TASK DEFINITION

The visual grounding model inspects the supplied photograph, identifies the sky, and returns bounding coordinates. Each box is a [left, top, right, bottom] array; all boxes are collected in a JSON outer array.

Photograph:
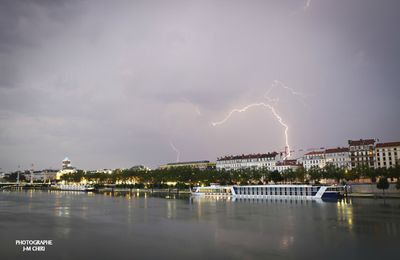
[[0, 0, 399, 171]]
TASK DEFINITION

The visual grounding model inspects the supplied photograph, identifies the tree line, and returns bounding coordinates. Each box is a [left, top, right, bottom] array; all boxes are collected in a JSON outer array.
[[56, 163, 400, 188]]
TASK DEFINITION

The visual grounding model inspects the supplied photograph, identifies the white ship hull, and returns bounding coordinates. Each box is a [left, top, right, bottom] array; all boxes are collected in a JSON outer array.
[[52, 184, 95, 192], [191, 184, 344, 200]]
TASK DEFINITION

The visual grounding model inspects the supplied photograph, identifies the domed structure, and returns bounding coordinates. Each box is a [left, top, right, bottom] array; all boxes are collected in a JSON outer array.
[[56, 157, 77, 181], [62, 157, 72, 170]]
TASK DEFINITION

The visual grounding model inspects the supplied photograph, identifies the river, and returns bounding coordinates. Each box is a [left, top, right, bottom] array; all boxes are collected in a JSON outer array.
[[0, 190, 399, 259]]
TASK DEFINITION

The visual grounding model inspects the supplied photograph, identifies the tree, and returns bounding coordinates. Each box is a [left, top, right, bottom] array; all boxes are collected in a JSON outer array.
[[344, 168, 360, 181], [377, 177, 389, 196], [294, 167, 306, 183], [323, 163, 345, 183], [363, 166, 378, 183], [259, 167, 270, 184], [308, 166, 322, 183], [282, 169, 296, 183], [3, 171, 26, 182], [388, 164, 400, 181], [270, 170, 283, 183]]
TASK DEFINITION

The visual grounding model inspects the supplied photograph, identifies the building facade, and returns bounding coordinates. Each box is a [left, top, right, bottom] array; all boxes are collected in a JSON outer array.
[[274, 160, 302, 172], [159, 160, 216, 170], [375, 141, 400, 169], [216, 152, 280, 171], [29, 170, 58, 182], [348, 139, 376, 169], [302, 151, 326, 171], [56, 157, 77, 180], [325, 147, 350, 169]]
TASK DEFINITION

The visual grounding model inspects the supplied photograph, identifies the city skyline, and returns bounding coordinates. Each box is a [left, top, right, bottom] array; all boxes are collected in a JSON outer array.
[[1, 0, 400, 171]]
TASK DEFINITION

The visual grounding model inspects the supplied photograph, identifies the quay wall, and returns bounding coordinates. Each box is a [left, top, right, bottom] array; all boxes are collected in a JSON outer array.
[[348, 183, 400, 195]]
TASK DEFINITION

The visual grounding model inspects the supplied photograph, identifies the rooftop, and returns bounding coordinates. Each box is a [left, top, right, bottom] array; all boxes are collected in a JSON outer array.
[[304, 151, 324, 156], [217, 152, 278, 161], [325, 147, 349, 154], [376, 141, 400, 148], [166, 160, 210, 166], [348, 139, 375, 146], [276, 160, 300, 166]]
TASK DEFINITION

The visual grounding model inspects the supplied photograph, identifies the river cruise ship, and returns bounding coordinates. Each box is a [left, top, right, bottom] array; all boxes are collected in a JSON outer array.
[[52, 184, 95, 192], [191, 184, 344, 199]]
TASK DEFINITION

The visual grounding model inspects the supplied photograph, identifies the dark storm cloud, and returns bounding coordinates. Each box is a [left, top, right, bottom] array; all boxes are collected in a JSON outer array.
[[0, 0, 399, 171]]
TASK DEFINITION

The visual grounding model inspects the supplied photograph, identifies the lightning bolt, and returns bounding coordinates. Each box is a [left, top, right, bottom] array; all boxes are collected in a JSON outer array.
[[211, 102, 291, 159], [169, 141, 180, 162], [211, 80, 307, 159], [304, 0, 312, 10], [181, 98, 202, 116], [289, 0, 313, 16], [265, 80, 308, 99], [265, 80, 309, 108]]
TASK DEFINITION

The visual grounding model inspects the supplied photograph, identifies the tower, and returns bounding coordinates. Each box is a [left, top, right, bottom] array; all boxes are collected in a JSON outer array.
[[62, 157, 72, 170]]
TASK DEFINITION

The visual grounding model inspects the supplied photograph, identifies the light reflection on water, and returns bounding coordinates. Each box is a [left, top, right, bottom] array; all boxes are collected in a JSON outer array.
[[337, 199, 353, 232], [0, 190, 400, 259]]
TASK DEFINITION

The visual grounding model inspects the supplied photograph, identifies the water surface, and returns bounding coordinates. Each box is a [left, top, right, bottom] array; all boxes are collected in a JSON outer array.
[[0, 190, 399, 259]]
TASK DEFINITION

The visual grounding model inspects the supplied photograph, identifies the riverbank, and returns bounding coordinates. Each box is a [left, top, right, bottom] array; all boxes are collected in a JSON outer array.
[[2, 183, 400, 199], [348, 193, 400, 199]]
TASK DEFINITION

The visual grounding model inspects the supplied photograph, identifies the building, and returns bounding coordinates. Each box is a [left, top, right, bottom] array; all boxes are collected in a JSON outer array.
[[62, 157, 73, 169], [274, 160, 302, 172], [56, 157, 77, 180], [159, 160, 216, 170], [325, 147, 351, 169], [302, 151, 326, 171], [130, 165, 151, 171], [348, 139, 376, 169], [216, 152, 280, 171], [29, 170, 58, 182], [87, 169, 113, 174], [375, 141, 400, 169]]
